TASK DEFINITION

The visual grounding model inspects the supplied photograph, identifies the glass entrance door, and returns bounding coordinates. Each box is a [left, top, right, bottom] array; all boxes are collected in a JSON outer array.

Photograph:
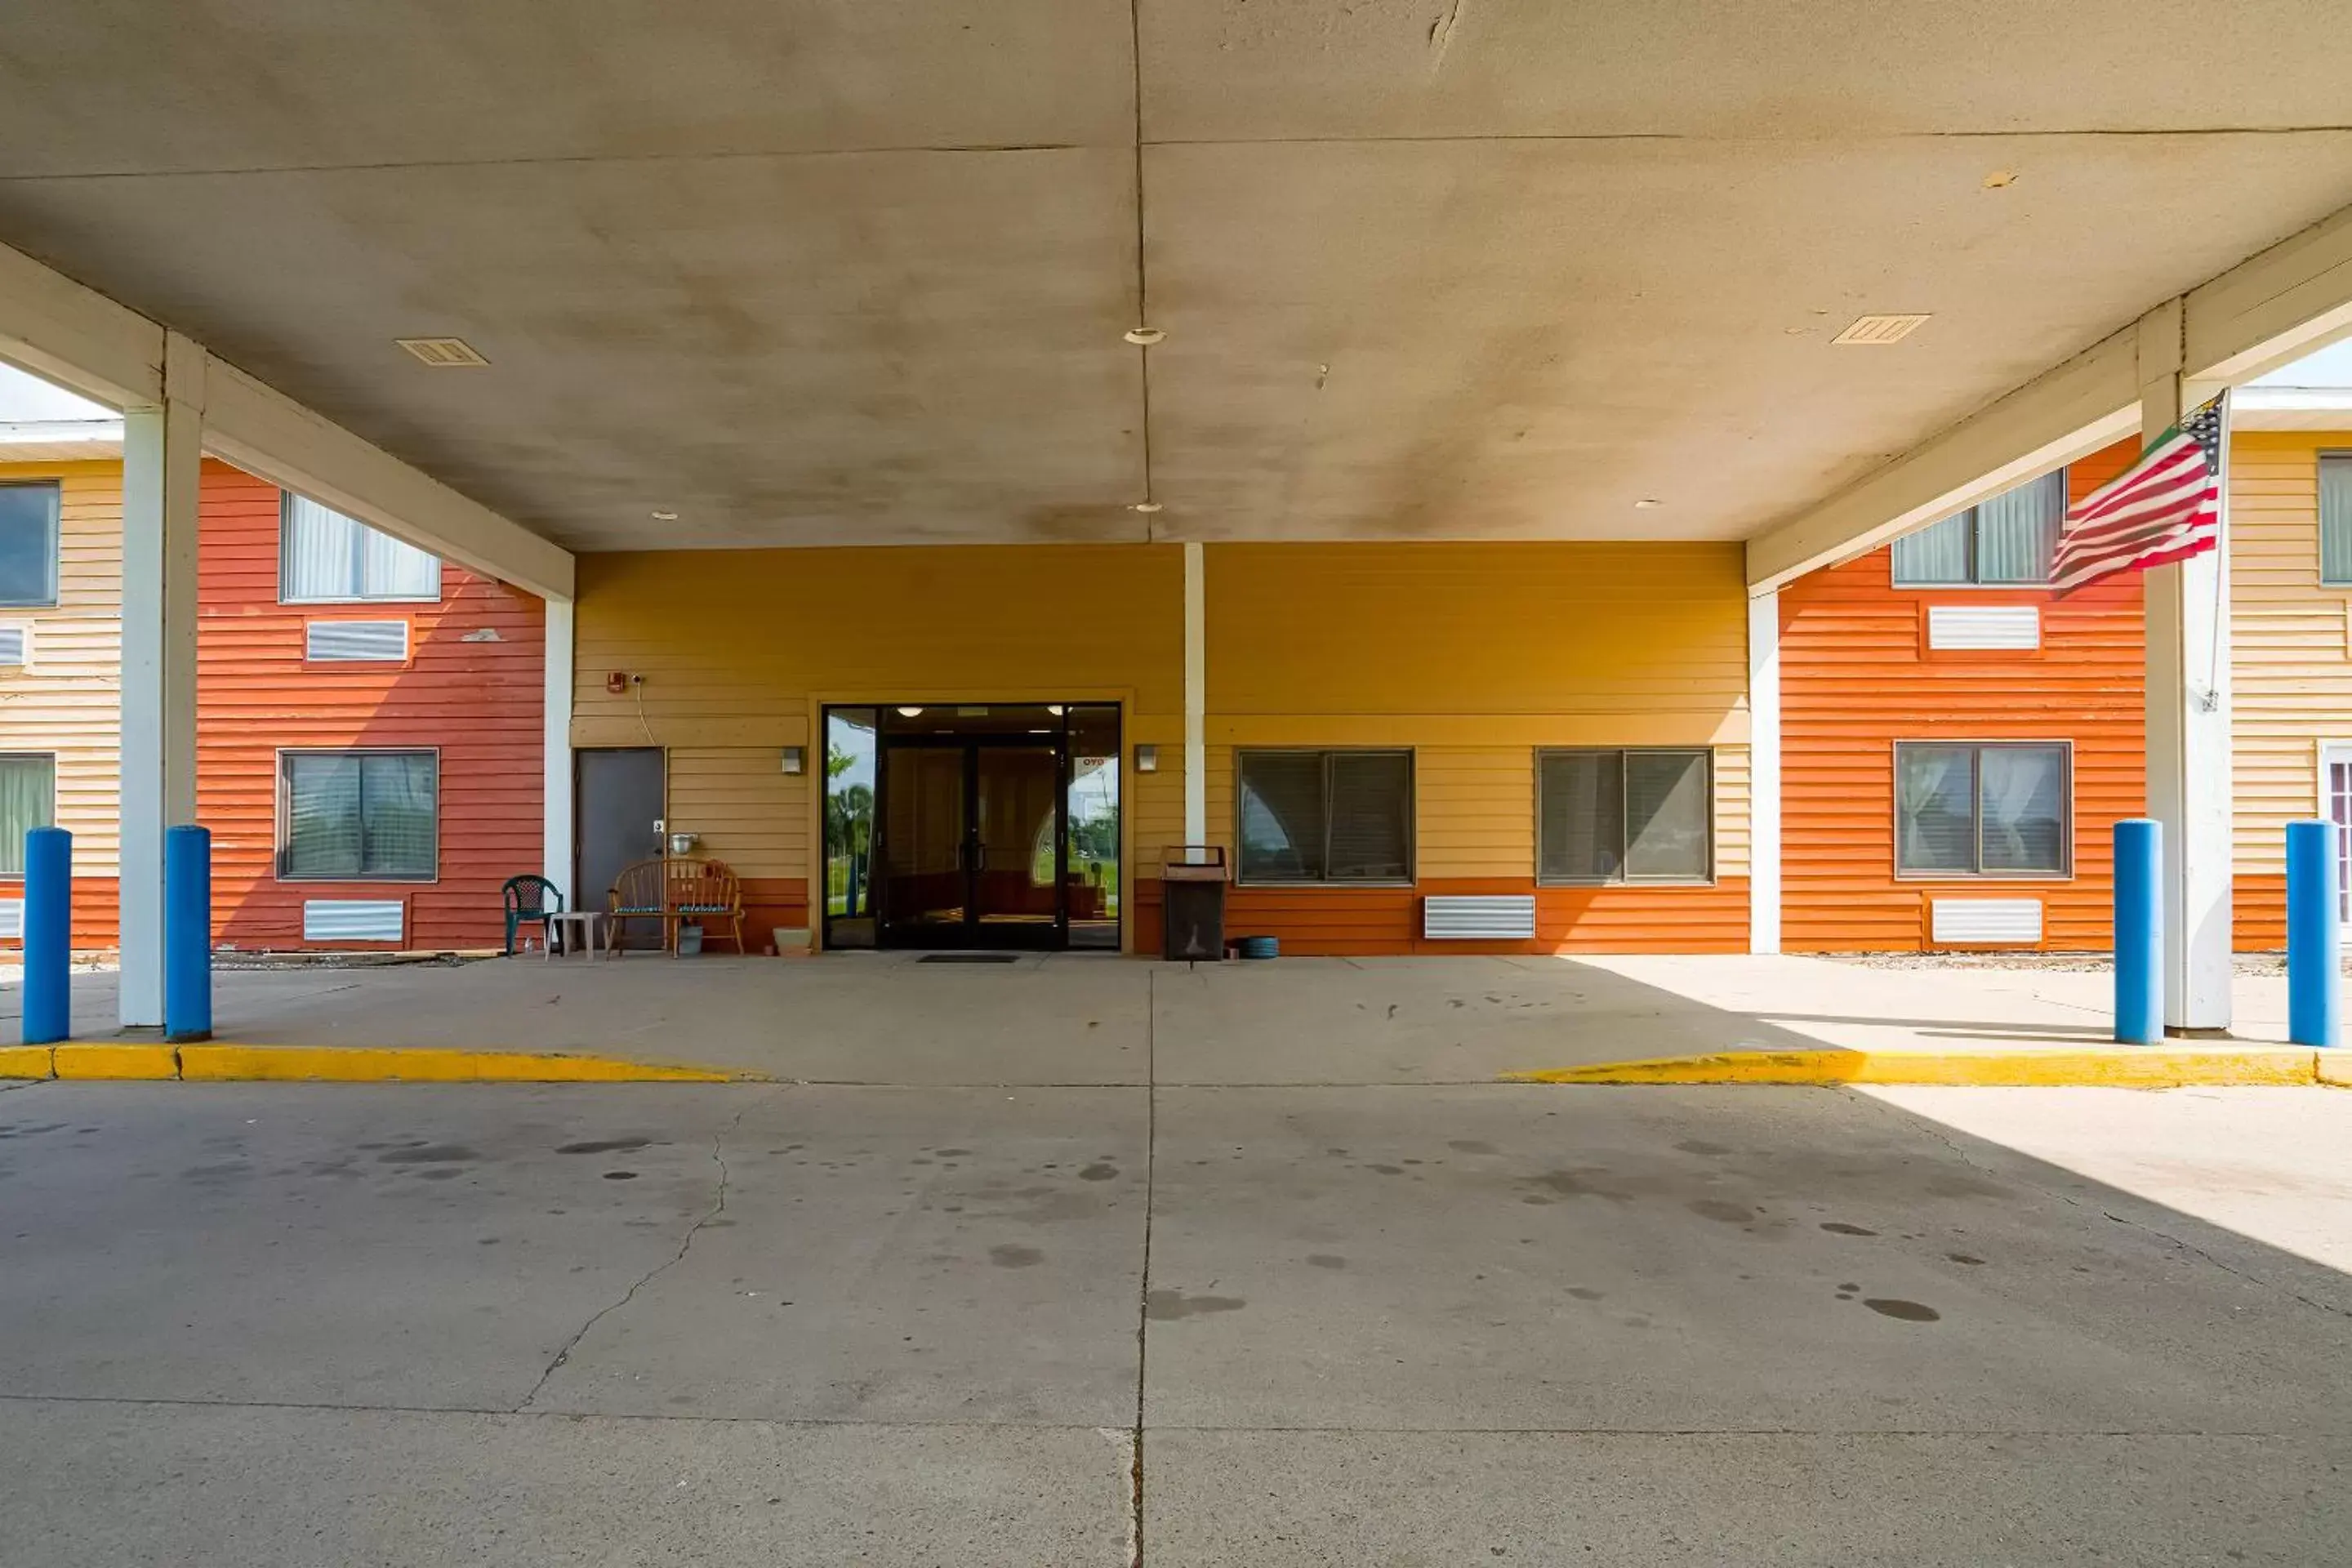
[[842, 703, 1119, 952]]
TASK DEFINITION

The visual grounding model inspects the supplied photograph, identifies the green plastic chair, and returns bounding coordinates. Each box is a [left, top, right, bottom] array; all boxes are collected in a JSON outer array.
[[502, 875, 564, 956]]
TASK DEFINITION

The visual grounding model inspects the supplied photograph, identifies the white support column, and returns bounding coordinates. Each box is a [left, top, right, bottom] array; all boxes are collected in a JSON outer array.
[[542, 596, 576, 893], [1747, 589, 1783, 956], [118, 333, 204, 1029], [2139, 301, 2234, 1032], [1183, 541, 1206, 846]]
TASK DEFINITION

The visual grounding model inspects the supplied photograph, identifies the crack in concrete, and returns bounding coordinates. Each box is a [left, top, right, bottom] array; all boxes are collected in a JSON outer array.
[[1848, 1089, 2352, 1325], [1126, 966, 1157, 1566], [513, 1098, 756, 1413]]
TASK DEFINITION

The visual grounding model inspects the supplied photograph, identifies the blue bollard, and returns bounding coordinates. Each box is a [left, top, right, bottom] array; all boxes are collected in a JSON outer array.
[[21, 826, 72, 1045], [2287, 819, 2341, 1049], [163, 824, 212, 1044], [2114, 818, 2163, 1045]]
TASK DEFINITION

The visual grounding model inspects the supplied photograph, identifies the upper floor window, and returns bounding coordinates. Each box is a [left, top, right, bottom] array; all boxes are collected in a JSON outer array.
[[280, 493, 441, 604], [2320, 453, 2352, 586], [0, 482, 60, 608], [1237, 749, 1414, 884], [1891, 470, 2068, 586]]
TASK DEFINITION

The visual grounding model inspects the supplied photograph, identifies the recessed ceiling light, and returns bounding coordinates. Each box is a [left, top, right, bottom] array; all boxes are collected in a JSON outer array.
[[1132, 501, 1163, 514], [1124, 327, 1165, 346], [896, 706, 924, 718], [1982, 170, 2018, 189], [1831, 314, 1932, 346], [650, 509, 679, 522], [1633, 498, 1662, 509], [394, 336, 488, 368]]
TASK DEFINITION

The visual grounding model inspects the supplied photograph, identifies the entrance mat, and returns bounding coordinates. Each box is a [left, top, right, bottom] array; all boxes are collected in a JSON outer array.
[[917, 953, 1022, 964]]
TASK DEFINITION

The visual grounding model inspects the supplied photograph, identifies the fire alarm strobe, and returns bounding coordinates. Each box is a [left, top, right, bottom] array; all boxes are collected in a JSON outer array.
[[606, 671, 628, 693]]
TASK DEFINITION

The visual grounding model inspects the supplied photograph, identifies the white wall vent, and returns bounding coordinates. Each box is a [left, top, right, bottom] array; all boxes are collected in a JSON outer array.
[[1423, 894, 1537, 941], [0, 898, 21, 940], [0, 626, 25, 666], [1930, 898, 2042, 946], [302, 899, 405, 943], [1928, 604, 2040, 651], [306, 619, 410, 662]]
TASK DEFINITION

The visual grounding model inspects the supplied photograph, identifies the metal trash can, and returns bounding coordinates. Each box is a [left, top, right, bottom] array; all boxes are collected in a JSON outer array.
[[1160, 845, 1229, 961]]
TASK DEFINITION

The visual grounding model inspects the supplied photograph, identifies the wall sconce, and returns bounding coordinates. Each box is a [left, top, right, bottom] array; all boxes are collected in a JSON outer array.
[[1135, 744, 1160, 773], [781, 746, 805, 775]]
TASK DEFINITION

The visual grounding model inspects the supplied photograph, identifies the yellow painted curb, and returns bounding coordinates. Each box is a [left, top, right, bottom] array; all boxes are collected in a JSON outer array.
[[177, 1045, 743, 1084], [0, 1045, 54, 1080], [1506, 1045, 2321, 1089], [54, 1043, 180, 1080], [2319, 1054, 2352, 1088]]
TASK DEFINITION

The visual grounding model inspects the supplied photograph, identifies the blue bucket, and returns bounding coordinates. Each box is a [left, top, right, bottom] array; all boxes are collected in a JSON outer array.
[[1234, 935, 1279, 960]]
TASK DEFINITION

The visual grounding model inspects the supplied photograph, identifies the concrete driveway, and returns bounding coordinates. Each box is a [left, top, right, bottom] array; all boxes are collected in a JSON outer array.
[[0, 1072, 2345, 1565]]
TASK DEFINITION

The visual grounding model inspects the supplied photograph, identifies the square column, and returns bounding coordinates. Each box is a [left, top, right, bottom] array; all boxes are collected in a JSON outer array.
[[1183, 541, 1205, 845], [2138, 301, 2234, 1032], [118, 335, 204, 1028], [1747, 588, 1783, 955], [543, 595, 576, 892]]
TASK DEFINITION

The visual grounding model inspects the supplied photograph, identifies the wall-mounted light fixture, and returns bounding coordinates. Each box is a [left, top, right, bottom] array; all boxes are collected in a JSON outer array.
[[781, 746, 804, 775], [1136, 744, 1160, 773]]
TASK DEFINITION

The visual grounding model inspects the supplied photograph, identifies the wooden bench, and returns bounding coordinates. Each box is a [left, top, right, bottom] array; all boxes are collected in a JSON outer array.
[[606, 857, 746, 956]]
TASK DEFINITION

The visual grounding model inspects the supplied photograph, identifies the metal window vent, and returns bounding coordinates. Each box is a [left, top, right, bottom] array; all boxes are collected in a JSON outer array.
[[1930, 898, 2042, 946], [1423, 894, 1537, 941], [0, 898, 21, 941], [1832, 313, 1932, 346], [394, 336, 489, 368], [0, 626, 24, 666], [302, 899, 405, 943], [306, 619, 409, 662], [1928, 604, 2040, 651]]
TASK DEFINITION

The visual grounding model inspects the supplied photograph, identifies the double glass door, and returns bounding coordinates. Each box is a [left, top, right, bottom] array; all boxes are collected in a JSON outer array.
[[881, 737, 1063, 948]]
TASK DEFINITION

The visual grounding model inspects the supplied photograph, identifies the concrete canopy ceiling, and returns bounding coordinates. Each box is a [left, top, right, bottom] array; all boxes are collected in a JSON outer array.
[[0, 2, 2349, 553]]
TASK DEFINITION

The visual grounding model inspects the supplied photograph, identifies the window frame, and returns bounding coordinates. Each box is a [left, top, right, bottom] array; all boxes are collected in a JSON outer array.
[[1888, 467, 2069, 590], [2319, 450, 2352, 588], [1535, 746, 1717, 887], [0, 480, 62, 609], [278, 492, 443, 606], [1234, 747, 1415, 887], [1891, 739, 2074, 880], [274, 746, 443, 884], [0, 751, 57, 879]]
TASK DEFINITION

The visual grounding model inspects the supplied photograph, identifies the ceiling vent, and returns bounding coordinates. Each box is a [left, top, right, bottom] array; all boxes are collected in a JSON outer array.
[[394, 336, 489, 368], [1832, 314, 1932, 346]]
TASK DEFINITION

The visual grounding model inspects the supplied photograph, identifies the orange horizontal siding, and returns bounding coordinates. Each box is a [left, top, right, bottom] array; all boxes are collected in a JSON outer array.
[[2236, 873, 2286, 951], [1781, 440, 2145, 952], [1136, 876, 1748, 957], [0, 874, 118, 953], [195, 461, 544, 951]]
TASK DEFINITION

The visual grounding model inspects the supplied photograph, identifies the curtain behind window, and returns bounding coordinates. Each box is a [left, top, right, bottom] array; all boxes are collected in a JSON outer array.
[[0, 755, 55, 877], [1891, 513, 1969, 585], [1975, 470, 2065, 583], [361, 525, 441, 599], [1325, 752, 1410, 880], [1896, 746, 1975, 873], [1978, 746, 2065, 872], [1625, 751, 1710, 878], [1539, 751, 1622, 880], [361, 753, 438, 876], [1239, 754, 1325, 880], [2323, 456, 2352, 585], [283, 496, 361, 601]]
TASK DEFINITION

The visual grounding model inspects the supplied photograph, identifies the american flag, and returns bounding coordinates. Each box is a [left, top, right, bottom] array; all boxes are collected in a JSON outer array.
[[2049, 393, 2225, 595]]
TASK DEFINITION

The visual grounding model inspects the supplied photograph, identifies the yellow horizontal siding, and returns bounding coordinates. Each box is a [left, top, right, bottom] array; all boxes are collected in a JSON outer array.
[[666, 747, 809, 880], [2229, 431, 2352, 878], [0, 463, 122, 873]]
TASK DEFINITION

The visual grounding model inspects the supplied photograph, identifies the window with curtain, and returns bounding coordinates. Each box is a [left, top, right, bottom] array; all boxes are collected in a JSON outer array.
[[1538, 749, 1713, 883], [0, 754, 56, 877], [1895, 742, 2068, 876], [2321, 454, 2352, 586], [280, 494, 443, 603], [1236, 750, 1412, 884], [0, 482, 60, 608], [280, 751, 438, 880], [1891, 469, 2068, 586]]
